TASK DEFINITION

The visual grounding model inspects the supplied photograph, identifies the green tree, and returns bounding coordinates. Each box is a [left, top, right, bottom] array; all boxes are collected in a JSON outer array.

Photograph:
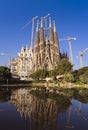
[[79, 70, 88, 84], [29, 71, 39, 80], [49, 69, 57, 77], [30, 69, 48, 80], [73, 67, 88, 82], [56, 58, 73, 75], [39, 69, 49, 79], [0, 66, 12, 83], [64, 73, 74, 82]]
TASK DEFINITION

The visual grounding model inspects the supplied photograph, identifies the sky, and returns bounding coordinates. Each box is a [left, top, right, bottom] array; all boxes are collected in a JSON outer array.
[[0, 0, 88, 69]]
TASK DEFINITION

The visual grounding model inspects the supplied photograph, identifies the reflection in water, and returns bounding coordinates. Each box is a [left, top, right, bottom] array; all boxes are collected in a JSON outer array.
[[0, 87, 11, 102], [0, 87, 88, 130], [76, 102, 87, 120], [66, 106, 75, 129], [9, 88, 71, 130]]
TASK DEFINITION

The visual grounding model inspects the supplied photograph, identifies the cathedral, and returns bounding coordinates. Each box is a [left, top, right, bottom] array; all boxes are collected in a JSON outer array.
[[10, 16, 61, 79], [33, 17, 60, 71]]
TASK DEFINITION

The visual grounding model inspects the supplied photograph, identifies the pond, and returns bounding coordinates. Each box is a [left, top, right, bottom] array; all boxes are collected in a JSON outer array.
[[0, 86, 88, 130]]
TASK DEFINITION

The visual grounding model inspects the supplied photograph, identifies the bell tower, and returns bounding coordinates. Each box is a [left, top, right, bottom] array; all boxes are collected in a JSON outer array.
[[33, 15, 61, 71]]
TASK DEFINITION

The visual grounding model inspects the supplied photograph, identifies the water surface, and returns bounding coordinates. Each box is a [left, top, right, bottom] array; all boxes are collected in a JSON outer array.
[[0, 87, 88, 130]]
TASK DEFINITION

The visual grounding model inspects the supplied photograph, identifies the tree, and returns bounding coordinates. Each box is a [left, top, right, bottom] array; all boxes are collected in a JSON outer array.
[[56, 58, 73, 75], [39, 69, 49, 79], [29, 71, 39, 80], [73, 67, 88, 82], [49, 69, 57, 77], [29, 69, 48, 80], [60, 51, 68, 59], [64, 73, 74, 82], [78, 67, 88, 76], [0, 66, 12, 83], [79, 70, 88, 84]]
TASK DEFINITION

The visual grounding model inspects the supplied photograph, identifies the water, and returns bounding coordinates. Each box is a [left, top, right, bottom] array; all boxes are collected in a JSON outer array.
[[0, 87, 88, 130]]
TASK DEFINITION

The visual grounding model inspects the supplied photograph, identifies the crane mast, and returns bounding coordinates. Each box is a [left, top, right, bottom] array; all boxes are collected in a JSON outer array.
[[78, 48, 88, 68], [20, 16, 38, 49], [0, 52, 17, 69], [30, 16, 38, 49], [0, 53, 16, 56], [59, 37, 76, 64], [20, 14, 50, 48]]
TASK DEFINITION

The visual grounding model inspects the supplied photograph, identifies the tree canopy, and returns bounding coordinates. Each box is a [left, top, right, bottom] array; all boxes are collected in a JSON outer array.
[[0, 66, 12, 83], [73, 67, 88, 82], [30, 69, 48, 80], [56, 58, 73, 75]]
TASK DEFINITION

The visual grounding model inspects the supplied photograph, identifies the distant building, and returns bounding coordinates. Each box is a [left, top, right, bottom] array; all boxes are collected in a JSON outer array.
[[10, 58, 18, 75]]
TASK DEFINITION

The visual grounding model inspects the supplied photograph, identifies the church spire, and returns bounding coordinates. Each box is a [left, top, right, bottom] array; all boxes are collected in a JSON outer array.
[[41, 17, 43, 28], [49, 17, 52, 28], [34, 20, 39, 46], [40, 17, 44, 42], [36, 20, 39, 32], [53, 21, 56, 32], [49, 17, 54, 43]]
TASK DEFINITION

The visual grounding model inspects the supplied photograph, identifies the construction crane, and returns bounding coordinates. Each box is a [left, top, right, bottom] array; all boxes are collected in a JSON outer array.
[[38, 13, 50, 29], [43, 13, 50, 28], [20, 16, 38, 49], [40, 13, 50, 40], [0, 53, 17, 66], [20, 14, 50, 48], [59, 37, 76, 64], [78, 48, 88, 68], [0, 53, 17, 56], [76, 102, 87, 120]]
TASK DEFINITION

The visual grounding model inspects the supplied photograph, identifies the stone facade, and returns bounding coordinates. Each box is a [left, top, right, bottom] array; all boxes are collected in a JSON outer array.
[[10, 58, 18, 75], [33, 17, 60, 71], [10, 17, 61, 79], [17, 46, 33, 80], [10, 45, 33, 80]]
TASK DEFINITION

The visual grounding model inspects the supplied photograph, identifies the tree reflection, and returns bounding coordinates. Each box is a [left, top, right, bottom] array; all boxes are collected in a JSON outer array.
[[73, 88, 88, 104], [0, 87, 11, 102]]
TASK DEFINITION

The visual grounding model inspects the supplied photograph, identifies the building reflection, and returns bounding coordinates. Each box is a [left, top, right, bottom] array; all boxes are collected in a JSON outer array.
[[10, 88, 71, 130], [66, 105, 75, 128], [0, 87, 88, 129]]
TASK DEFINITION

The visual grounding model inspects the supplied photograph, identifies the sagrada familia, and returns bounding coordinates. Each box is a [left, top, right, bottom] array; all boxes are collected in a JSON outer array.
[[10, 16, 61, 80], [34, 17, 60, 70]]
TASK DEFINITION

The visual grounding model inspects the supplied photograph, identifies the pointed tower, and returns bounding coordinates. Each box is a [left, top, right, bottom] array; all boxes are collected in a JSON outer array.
[[53, 21, 59, 47], [49, 17, 54, 66], [35, 20, 40, 44], [53, 21, 60, 64], [40, 17, 44, 42], [39, 17, 45, 68], [49, 17, 54, 43], [33, 16, 61, 71]]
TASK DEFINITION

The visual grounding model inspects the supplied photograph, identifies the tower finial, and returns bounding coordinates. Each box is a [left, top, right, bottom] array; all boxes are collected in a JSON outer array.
[[53, 21, 56, 32], [36, 20, 39, 32], [49, 17, 52, 28], [41, 17, 43, 28]]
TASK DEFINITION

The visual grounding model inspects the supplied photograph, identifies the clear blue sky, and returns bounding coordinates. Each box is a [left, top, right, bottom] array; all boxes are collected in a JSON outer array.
[[0, 0, 88, 69]]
